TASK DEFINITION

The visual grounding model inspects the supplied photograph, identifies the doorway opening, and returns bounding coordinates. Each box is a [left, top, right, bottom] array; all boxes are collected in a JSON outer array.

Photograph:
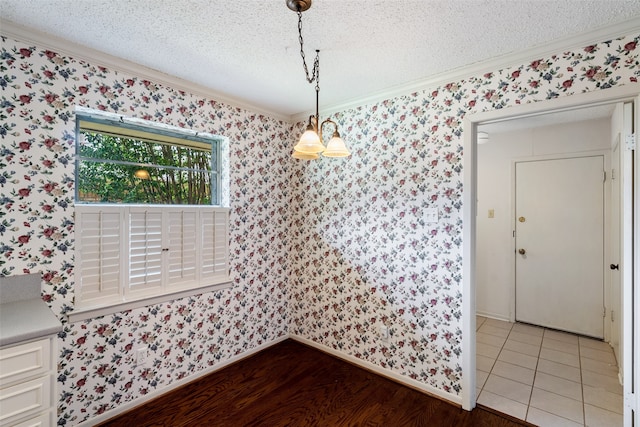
[[461, 86, 638, 426]]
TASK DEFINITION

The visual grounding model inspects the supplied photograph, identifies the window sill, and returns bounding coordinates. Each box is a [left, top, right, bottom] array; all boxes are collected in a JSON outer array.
[[68, 280, 232, 323]]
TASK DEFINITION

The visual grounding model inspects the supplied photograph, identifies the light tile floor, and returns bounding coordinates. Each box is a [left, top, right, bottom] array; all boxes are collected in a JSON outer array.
[[476, 316, 623, 427]]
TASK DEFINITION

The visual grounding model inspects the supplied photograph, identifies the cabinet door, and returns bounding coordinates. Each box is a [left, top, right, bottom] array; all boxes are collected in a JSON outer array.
[[0, 376, 51, 426], [11, 411, 52, 427], [0, 339, 50, 388]]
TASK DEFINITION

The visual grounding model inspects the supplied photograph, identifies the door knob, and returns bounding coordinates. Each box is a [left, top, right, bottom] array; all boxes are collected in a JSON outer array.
[[610, 264, 619, 270], [518, 248, 526, 255]]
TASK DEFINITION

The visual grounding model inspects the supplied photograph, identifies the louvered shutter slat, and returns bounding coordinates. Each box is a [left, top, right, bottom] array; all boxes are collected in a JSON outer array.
[[128, 210, 163, 291], [77, 208, 122, 305], [167, 211, 197, 285]]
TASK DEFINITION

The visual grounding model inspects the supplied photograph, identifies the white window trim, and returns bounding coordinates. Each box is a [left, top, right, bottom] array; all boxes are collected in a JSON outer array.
[[71, 108, 231, 323], [70, 205, 231, 323], [68, 282, 231, 322], [76, 112, 223, 207]]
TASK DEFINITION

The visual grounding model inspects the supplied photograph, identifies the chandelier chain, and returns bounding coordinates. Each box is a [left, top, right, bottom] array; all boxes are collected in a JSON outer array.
[[297, 9, 320, 91]]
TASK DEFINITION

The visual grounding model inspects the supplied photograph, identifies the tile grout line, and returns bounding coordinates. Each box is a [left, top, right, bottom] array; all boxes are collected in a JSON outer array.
[[543, 328, 589, 426], [578, 337, 586, 426], [477, 319, 512, 405], [476, 316, 492, 401], [525, 327, 548, 424], [482, 320, 511, 394], [536, 327, 587, 426]]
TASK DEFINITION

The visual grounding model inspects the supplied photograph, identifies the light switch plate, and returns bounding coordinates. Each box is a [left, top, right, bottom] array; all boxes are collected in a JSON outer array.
[[425, 207, 438, 223]]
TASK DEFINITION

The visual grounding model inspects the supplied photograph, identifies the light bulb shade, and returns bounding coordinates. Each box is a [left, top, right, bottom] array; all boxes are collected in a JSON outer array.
[[322, 134, 350, 157], [294, 127, 325, 154], [292, 149, 319, 160]]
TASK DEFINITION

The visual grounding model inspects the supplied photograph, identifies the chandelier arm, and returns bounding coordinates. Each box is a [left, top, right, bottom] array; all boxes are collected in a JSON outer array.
[[320, 118, 339, 137], [321, 118, 336, 128]]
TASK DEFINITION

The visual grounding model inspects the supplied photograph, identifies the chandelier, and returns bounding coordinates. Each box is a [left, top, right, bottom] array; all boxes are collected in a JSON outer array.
[[287, 0, 351, 160]]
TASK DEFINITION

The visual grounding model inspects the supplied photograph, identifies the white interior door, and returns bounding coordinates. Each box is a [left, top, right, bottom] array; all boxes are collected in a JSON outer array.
[[515, 156, 605, 338]]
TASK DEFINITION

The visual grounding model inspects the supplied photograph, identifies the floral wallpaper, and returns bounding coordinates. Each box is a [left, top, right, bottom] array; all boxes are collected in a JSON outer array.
[[288, 34, 640, 395], [1, 25, 639, 426], [1, 35, 292, 424]]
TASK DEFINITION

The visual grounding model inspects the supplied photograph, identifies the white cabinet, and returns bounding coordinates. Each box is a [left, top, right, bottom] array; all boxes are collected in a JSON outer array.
[[0, 338, 55, 427]]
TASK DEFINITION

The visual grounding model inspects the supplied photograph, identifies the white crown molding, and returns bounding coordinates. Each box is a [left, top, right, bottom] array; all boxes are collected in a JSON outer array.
[[293, 16, 640, 122], [3, 16, 639, 125], [0, 19, 292, 123]]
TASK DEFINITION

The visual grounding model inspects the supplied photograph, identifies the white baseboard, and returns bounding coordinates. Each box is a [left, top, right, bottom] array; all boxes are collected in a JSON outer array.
[[475, 311, 511, 323], [78, 333, 463, 426], [77, 335, 289, 427], [290, 334, 462, 407]]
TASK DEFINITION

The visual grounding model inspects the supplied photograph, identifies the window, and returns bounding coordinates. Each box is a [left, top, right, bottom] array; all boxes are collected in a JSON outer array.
[[76, 112, 221, 205], [72, 109, 230, 320]]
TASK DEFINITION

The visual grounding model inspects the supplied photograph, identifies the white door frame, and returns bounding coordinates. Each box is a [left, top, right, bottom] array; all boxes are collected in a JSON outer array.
[[461, 84, 639, 424]]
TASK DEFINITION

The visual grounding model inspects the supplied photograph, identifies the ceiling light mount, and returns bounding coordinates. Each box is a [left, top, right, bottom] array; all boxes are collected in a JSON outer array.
[[287, 0, 350, 160], [286, 0, 312, 12]]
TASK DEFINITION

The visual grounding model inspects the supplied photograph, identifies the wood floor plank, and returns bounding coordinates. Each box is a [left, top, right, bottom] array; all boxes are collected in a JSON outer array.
[[97, 340, 534, 427]]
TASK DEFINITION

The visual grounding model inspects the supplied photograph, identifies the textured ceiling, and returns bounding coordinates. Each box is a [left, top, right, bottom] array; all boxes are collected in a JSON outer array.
[[2, 0, 640, 118]]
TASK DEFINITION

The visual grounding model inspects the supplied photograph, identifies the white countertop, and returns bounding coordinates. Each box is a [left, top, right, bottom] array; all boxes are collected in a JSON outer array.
[[0, 274, 63, 347], [0, 298, 63, 347]]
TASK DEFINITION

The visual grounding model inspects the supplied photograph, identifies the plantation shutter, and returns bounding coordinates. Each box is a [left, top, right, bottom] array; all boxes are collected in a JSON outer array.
[[201, 209, 230, 281], [128, 208, 163, 294], [75, 205, 230, 310], [167, 209, 198, 286], [76, 207, 123, 306]]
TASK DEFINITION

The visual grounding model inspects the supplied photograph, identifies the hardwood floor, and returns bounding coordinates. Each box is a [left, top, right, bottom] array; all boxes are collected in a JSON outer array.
[[98, 339, 533, 427]]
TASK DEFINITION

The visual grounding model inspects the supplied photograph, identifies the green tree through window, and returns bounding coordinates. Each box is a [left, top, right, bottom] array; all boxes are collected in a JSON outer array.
[[77, 119, 219, 205]]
